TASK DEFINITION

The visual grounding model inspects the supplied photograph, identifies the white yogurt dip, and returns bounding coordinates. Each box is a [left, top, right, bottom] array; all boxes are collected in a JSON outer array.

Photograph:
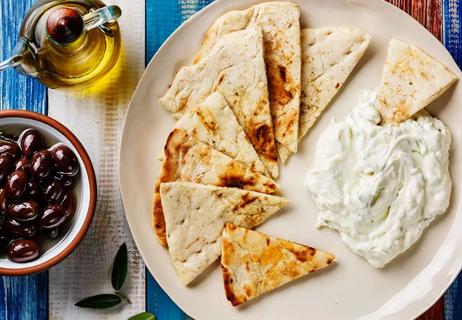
[[304, 90, 452, 268]]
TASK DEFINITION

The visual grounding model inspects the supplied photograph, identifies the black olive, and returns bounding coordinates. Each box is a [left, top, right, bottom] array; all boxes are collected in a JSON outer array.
[[41, 180, 64, 204], [14, 157, 30, 172], [0, 155, 13, 184], [18, 129, 42, 158], [38, 204, 66, 230], [0, 188, 7, 213], [7, 239, 40, 263], [0, 140, 20, 158], [3, 217, 36, 238], [54, 174, 75, 189], [6, 170, 27, 198], [25, 180, 39, 199], [49, 144, 79, 176], [60, 191, 76, 221], [8, 201, 40, 223], [30, 150, 53, 179]]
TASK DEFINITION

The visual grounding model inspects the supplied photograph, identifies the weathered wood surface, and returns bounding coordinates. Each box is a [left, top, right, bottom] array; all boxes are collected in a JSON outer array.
[[47, 0, 146, 318], [0, 1, 48, 320]]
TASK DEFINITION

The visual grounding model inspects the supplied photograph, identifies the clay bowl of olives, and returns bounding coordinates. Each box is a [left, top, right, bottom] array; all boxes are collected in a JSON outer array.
[[0, 110, 96, 275]]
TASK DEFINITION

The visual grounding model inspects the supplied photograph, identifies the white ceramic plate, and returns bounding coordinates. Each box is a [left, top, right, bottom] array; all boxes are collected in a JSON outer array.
[[119, 0, 462, 318]]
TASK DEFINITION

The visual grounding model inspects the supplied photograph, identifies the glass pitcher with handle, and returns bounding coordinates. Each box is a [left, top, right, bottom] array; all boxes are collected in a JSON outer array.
[[0, 0, 122, 89]]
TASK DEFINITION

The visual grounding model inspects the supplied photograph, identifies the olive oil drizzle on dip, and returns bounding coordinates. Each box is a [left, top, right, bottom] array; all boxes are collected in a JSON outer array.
[[304, 90, 452, 268]]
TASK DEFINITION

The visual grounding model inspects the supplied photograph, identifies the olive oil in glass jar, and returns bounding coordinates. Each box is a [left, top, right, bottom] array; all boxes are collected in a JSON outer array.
[[0, 0, 122, 89]]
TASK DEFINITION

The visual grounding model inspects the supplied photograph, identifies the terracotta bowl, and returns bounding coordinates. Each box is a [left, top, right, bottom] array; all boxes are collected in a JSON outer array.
[[0, 110, 96, 275]]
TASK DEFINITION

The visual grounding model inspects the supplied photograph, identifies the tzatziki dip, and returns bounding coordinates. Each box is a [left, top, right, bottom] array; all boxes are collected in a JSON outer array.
[[304, 90, 452, 268]]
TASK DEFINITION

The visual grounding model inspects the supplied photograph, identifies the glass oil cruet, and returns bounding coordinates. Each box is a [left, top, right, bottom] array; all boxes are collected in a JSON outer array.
[[0, 0, 122, 89]]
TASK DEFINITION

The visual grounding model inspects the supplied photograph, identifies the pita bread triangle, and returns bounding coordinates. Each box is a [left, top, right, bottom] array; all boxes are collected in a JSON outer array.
[[194, 2, 302, 153], [160, 26, 279, 178], [153, 128, 280, 246], [278, 27, 371, 163], [377, 38, 458, 124], [221, 223, 335, 306], [173, 92, 268, 176], [160, 182, 288, 285]]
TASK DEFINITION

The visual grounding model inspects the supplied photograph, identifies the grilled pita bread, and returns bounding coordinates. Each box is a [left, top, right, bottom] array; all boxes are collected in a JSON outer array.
[[160, 182, 288, 285], [221, 223, 335, 306], [160, 26, 279, 178], [278, 27, 371, 163], [194, 2, 301, 153], [153, 128, 280, 246], [377, 38, 458, 124], [173, 92, 268, 175]]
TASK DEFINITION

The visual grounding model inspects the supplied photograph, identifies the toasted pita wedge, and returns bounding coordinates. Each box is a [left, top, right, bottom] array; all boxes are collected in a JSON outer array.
[[221, 223, 335, 306], [160, 26, 279, 178], [278, 27, 371, 163], [377, 38, 458, 124], [173, 92, 268, 175], [160, 182, 288, 285], [195, 2, 301, 153], [153, 128, 280, 246]]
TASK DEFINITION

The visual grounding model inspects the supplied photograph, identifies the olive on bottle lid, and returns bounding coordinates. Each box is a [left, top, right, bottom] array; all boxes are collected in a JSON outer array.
[[46, 7, 84, 44]]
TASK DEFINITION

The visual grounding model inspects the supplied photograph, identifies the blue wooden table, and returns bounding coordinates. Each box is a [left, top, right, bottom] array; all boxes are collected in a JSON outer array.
[[1, 0, 461, 319]]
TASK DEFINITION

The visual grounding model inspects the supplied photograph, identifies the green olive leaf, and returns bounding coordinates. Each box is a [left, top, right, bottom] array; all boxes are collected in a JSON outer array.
[[75, 294, 122, 309], [111, 242, 128, 290], [128, 312, 156, 320]]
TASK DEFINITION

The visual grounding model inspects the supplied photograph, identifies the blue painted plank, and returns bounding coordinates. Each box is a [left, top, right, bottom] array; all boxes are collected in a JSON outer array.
[[0, 0, 48, 319], [146, 274, 187, 320], [0, 0, 47, 112], [145, 0, 213, 319], [0, 274, 48, 320], [443, 0, 462, 319]]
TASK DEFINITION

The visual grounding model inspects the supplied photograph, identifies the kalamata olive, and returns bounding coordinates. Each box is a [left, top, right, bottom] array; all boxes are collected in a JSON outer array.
[[6, 170, 27, 198], [47, 228, 60, 240], [49, 144, 79, 176], [18, 129, 42, 158], [3, 218, 36, 238], [0, 189, 8, 213], [54, 174, 75, 189], [30, 150, 52, 178], [15, 157, 30, 172], [38, 204, 66, 229], [0, 140, 20, 158], [60, 191, 76, 220], [25, 180, 39, 198], [8, 201, 40, 223], [0, 155, 13, 184], [7, 239, 40, 263], [42, 180, 64, 203]]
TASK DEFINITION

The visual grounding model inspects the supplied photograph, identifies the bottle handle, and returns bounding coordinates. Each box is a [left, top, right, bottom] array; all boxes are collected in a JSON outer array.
[[82, 5, 122, 32]]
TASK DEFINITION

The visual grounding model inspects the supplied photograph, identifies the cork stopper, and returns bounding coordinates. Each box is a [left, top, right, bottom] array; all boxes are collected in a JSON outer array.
[[46, 7, 84, 44]]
